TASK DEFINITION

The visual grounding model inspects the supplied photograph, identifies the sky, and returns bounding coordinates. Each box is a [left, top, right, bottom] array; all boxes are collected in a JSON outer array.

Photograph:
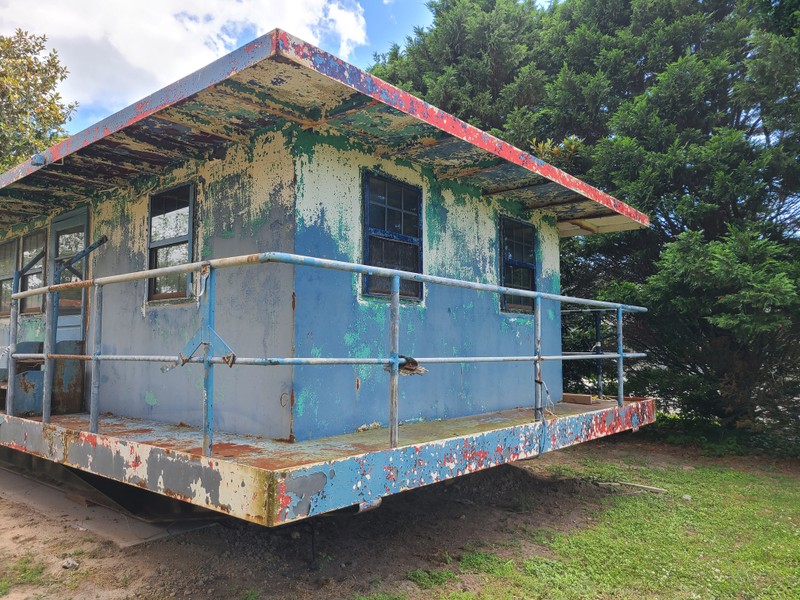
[[0, 0, 434, 135]]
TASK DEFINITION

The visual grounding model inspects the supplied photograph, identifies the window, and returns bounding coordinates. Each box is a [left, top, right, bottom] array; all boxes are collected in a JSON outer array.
[[500, 217, 536, 312], [0, 241, 16, 315], [21, 230, 46, 313], [148, 184, 193, 300], [363, 173, 422, 299], [53, 222, 86, 315]]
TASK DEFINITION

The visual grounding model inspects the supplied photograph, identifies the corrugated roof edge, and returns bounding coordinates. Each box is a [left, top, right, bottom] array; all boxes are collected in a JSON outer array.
[[0, 28, 649, 230]]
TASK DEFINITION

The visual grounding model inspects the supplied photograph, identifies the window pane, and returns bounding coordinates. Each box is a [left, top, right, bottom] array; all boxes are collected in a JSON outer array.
[[0, 241, 15, 275], [57, 226, 84, 257], [402, 189, 419, 213], [368, 203, 385, 230], [21, 272, 44, 313], [367, 237, 420, 298], [368, 176, 386, 205], [56, 266, 83, 315], [22, 230, 45, 269], [151, 187, 191, 242], [387, 207, 402, 234], [150, 244, 189, 298], [502, 220, 535, 265], [387, 182, 402, 208], [0, 279, 12, 313], [403, 213, 419, 238]]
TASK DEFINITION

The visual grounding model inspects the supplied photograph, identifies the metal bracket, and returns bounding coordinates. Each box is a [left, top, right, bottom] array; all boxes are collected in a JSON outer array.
[[163, 324, 236, 373]]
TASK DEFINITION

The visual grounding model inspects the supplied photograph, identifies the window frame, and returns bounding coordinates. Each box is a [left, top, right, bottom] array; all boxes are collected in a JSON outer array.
[[147, 183, 195, 302], [20, 229, 47, 314], [362, 171, 423, 300], [499, 216, 537, 314], [0, 239, 17, 317]]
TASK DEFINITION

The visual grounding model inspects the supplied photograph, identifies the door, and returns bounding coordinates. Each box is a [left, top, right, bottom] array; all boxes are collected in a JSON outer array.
[[50, 208, 89, 342]]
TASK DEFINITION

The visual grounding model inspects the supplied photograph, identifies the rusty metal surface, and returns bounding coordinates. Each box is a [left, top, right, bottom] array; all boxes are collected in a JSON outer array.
[[0, 398, 655, 526], [0, 29, 648, 235]]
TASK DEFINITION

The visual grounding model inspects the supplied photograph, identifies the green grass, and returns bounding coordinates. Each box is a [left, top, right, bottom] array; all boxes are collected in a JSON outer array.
[[407, 567, 458, 589], [441, 458, 800, 599], [0, 556, 47, 596]]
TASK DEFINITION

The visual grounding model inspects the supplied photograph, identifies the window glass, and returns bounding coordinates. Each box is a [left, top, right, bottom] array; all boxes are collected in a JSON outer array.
[[500, 218, 536, 312], [22, 230, 45, 269], [364, 174, 422, 299], [0, 240, 16, 314], [0, 279, 12, 314], [149, 185, 192, 300], [21, 230, 45, 313], [0, 241, 15, 275], [57, 226, 84, 256]]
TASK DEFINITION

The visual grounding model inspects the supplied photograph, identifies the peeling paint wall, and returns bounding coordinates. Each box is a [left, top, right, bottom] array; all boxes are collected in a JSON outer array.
[[291, 133, 562, 441], [2, 125, 565, 443]]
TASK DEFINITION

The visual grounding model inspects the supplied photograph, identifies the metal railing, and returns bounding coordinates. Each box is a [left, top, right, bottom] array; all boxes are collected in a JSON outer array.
[[6, 251, 647, 455]]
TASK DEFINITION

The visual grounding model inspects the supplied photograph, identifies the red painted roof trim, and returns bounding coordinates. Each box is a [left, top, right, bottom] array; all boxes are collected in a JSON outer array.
[[1, 28, 648, 229], [274, 30, 648, 228]]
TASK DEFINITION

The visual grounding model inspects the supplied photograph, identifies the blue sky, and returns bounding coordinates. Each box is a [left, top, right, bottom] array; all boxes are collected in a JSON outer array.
[[0, 0, 434, 135]]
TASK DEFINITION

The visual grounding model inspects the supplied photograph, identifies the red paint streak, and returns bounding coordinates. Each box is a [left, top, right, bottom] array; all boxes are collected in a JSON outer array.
[[80, 432, 99, 447]]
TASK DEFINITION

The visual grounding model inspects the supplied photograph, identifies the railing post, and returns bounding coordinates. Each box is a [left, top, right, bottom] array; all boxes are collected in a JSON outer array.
[[89, 285, 103, 433], [534, 295, 543, 421], [6, 272, 20, 416], [594, 310, 604, 398], [41, 288, 57, 424], [389, 274, 400, 448], [202, 266, 216, 456], [616, 306, 624, 406]]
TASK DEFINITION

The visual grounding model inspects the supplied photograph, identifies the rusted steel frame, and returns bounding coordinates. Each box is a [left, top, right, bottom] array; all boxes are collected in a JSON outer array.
[[273, 399, 658, 524], [389, 275, 400, 448], [616, 306, 624, 406], [10, 252, 649, 314], [90, 285, 103, 434], [534, 295, 543, 421]]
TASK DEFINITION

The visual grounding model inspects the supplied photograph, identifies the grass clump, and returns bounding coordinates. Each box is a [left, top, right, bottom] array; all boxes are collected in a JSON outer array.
[[0, 556, 47, 596], [407, 567, 458, 589]]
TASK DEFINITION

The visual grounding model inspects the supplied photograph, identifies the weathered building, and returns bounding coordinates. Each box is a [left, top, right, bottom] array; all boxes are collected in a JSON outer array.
[[0, 30, 654, 525]]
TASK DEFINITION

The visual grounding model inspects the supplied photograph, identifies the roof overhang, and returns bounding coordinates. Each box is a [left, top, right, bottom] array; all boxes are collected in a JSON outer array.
[[0, 29, 649, 236]]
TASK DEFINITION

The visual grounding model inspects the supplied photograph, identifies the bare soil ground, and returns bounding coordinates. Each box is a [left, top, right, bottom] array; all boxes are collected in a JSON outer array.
[[0, 433, 796, 600]]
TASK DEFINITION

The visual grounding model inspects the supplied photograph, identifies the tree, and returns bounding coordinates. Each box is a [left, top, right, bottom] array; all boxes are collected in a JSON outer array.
[[0, 29, 77, 171], [372, 0, 800, 432]]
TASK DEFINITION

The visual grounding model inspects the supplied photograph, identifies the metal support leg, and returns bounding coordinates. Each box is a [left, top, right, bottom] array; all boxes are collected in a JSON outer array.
[[389, 274, 400, 448], [534, 295, 543, 421], [41, 290, 56, 423], [201, 267, 216, 456], [616, 306, 624, 406], [89, 285, 103, 433], [6, 273, 20, 416], [594, 310, 603, 398]]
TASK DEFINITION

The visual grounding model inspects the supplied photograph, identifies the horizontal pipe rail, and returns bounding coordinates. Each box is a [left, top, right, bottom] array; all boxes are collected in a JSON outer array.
[[11, 352, 646, 365], [6, 249, 647, 452], [11, 251, 648, 313]]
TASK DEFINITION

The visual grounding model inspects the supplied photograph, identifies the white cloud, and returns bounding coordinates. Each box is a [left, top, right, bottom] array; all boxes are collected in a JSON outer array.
[[0, 0, 368, 129]]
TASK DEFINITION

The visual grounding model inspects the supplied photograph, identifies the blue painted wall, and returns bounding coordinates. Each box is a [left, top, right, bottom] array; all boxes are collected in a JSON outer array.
[[290, 133, 563, 441]]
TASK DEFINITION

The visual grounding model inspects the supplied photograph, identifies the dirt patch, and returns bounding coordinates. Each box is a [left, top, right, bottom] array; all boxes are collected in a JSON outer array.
[[0, 434, 795, 599]]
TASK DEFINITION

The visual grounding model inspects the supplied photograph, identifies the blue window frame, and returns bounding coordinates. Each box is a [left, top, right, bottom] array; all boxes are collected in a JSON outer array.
[[363, 173, 422, 299], [500, 217, 536, 312], [148, 184, 194, 300]]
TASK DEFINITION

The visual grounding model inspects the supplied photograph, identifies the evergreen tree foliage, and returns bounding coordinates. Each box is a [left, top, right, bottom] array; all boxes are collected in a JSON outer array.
[[372, 0, 800, 431], [0, 29, 76, 171]]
